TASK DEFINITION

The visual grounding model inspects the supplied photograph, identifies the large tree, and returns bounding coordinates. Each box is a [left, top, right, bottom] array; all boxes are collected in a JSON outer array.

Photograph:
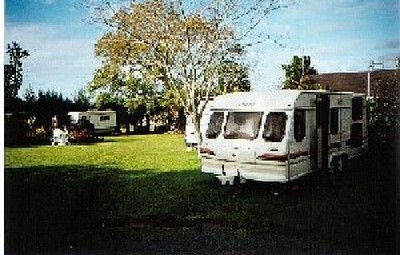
[[88, 0, 291, 137], [4, 42, 30, 99]]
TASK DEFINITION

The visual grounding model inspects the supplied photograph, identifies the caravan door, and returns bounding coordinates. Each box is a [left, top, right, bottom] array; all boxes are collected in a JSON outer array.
[[316, 94, 330, 171]]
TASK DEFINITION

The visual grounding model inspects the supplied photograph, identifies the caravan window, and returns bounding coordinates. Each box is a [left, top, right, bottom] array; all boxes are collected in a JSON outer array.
[[330, 108, 339, 135], [350, 123, 363, 147], [206, 112, 224, 139], [294, 110, 306, 142], [100, 115, 110, 121], [263, 112, 287, 142], [224, 112, 263, 140], [352, 97, 363, 120]]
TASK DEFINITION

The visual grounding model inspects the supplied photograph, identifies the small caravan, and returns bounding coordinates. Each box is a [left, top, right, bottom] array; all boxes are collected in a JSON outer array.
[[199, 90, 367, 184], [68, 110, 117, 135]]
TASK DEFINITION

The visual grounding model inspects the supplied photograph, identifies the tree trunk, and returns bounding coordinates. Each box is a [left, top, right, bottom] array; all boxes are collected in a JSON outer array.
[[187, 112, 201, 145]]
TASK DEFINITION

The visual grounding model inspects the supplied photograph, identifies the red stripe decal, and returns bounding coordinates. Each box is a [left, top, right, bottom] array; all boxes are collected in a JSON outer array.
[[257, 151, 309, 162]]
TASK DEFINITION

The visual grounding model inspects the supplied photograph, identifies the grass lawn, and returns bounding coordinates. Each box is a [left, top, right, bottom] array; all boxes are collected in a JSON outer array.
[[4, 134, 397, 254]]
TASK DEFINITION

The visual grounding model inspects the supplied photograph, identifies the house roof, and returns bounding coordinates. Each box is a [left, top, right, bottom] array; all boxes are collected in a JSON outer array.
[[307, 69, 398, 97]]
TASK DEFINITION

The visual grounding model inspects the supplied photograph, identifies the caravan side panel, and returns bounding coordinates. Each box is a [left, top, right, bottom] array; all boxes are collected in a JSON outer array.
[[87, 111, 117, 134]]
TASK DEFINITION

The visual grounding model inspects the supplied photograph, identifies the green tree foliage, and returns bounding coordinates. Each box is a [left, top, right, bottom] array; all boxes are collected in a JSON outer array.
[[4, 42, 30, 99], [73, 88, 92, 110], [94, 92, 123, 110], [216, 60, 251, 94], [367, 77, 399, 145], [21, 89, 73, 128], [281, 56, 319, 89], [35, 90, 70, 126], [23, 85, 37, 104]]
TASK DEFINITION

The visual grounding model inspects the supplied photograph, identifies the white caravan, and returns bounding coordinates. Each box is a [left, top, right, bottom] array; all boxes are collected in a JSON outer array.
[[199, 90, 367, 185], [68, 110, 117, 135]]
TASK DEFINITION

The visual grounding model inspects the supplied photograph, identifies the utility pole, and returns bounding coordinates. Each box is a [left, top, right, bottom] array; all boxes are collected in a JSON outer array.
[[301, 47, 305, 77], [367, 60, 385, 99]]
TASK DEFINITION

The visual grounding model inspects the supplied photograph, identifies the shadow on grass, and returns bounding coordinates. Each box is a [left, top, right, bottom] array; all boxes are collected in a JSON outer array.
[[5, 153, 397, 254], [5, 165, 218, 253]]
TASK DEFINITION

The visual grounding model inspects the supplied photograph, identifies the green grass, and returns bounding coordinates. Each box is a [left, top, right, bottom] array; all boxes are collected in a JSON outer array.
[[5, 134, 199, 171], [4, 134, 396, 253]]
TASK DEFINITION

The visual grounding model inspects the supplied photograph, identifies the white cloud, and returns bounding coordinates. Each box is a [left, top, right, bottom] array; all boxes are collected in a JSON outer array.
[[43, 0, 57, 5], [375, 39, 400, 50], [5, 23, 100, 97]]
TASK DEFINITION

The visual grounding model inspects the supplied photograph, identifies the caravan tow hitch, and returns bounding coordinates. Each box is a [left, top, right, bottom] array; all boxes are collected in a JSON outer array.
[[217, 169, 246, 185]]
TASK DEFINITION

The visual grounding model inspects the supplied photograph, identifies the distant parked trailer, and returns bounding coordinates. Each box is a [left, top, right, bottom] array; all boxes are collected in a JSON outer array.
[[68, 110, 117, 135]]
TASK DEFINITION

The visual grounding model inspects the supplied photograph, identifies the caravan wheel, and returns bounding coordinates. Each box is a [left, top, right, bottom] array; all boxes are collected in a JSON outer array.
[[336, 157, 344, 172], [331, 156, 346, 173], [326, 157, 341, 187], [342, 156, 349, 172]]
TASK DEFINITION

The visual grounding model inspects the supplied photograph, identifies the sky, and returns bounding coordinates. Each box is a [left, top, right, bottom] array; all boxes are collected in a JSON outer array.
[[4, 0, 400, 98]]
